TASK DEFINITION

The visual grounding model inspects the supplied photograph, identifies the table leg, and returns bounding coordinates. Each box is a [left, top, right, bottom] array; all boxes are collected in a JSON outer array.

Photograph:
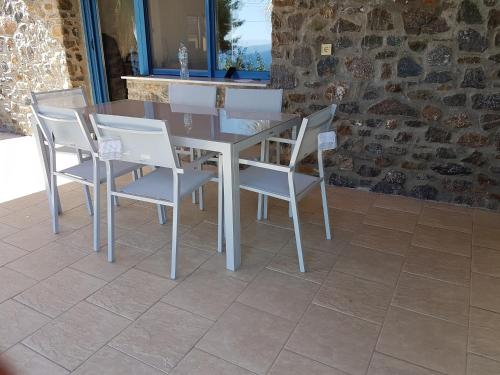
[[221, 146, 241, 271]]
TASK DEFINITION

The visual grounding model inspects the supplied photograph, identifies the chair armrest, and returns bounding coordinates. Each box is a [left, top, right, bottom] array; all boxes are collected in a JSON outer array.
[[267, 137, 296, 145], [239, 158, 290, 172], [186, 151, 219, 169]]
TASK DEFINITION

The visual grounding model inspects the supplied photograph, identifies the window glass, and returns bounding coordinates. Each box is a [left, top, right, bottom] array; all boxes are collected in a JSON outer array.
[[98, 0, 138, 100], [215, 0, 272, 72], [147, 0, 207, 70]]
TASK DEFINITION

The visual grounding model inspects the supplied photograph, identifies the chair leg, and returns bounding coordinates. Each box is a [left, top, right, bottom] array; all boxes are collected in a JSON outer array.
[[257, 141, 266, 220], [107, 178, 115, 263], [133, 169, 139, 180], [139, 167, 144, 178], [157, 205, 167, 225], [320, 180, 332, 240], [263, 196, 269, 220], [111, 179, 119, 206], [51, 174, 59, 234], [190, 149, 197, 204], [93, 181, 100, 251], [55, 185, 62, 215], [198, 150, 204, 211], [217, 159, 224, 253], [263, 140, 269, 220], [171, 202, 179, 280], [290, 195, 306, 273], [83, 185, 94, 216]]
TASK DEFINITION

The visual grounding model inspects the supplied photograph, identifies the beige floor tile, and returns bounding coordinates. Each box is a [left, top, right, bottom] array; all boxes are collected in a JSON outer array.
[[373, 194, 422, 214], [286, 304, 379, 375], [56, 223, 107, 252], [197, 302, 294, 375], [471, 273, 500, 313], [111, 205, 156, 230], [110, 302, 212, 373], [367, 352, 442, 375], [269, 350, 348, 375], [423, 200, 473, 215], [0, 267, 37, 303], [467, 353, 500, 375], [392, 273, 470, 326], [15, 268, 106, 318], [0, 223, 19, 240], [7, 242, 87, 281], [0, 241, 28, 266], [135, 244, 212, 280], [57, 205, 94, 231], [268, 248, 337, 284], [71, 244, 150, 282], [171, 348, 255, 375], [377, 306, 467, 375], [23, 301, 130, 371], [473, 209, 500, 230], [316, 208, 365, 233], [0, 206, 11, 218], [472, 246, 500, 277], [3, 221, 73, 252], [404, 246, 471, 285], [0, 203, 51, 230], [469, 307, 500, 362], [181, 221, 220, 252], [364, 207, 418, 233], [314, 271, 393, 325], [351, 224, 412, 256], [412, 225, 471, 257], [0, 344, 69, 375], [0, 300, 50, 353], [241, 222, 293, 253], [334, 244, 404, 286], [298, 222, 341, 253], [134, 219, 190, 245], [419, 207, 472, 234], [115, 226, 170, 252], [71, 346, 165, 375], [279, 231, 348, 258], [328, 188, 375, 214], [163, 268, 247, 320], [237, 269, 319, 322], [473, 225, 500, 251], [87, 268, 176, 320], [201, 246, 273, 282]]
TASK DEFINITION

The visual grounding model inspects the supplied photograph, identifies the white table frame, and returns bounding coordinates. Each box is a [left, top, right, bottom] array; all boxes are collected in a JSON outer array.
[[33, 103, 300, 272]]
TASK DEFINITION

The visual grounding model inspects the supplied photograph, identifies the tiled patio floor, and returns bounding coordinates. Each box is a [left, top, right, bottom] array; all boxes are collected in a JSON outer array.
[[0, 177, 499, 375]]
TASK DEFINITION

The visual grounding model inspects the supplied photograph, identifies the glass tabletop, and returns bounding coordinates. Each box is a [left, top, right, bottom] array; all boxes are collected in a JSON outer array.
[[83, 100, 299, 145]]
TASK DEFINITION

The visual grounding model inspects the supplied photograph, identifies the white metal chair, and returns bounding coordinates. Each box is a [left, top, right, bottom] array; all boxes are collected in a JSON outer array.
[[31, 88, 94, 216], [30, 99, 142, 251], [224, 88, 285, 220], [169, 83, 217, 209], [238, 104, 337, 272], [89, 113, 222, 280]]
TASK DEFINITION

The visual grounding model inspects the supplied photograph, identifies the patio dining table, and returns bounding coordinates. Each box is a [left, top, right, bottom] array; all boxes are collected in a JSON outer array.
[[34, 99, 300, 272]]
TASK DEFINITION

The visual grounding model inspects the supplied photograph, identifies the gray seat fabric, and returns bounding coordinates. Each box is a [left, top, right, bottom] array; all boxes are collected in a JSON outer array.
[[240, 166, 319, 198], [60, 160, 139, 183], [120, 167, 215, 202]]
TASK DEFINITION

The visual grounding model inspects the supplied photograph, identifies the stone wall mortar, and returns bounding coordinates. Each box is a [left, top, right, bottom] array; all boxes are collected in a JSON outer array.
[[0, 0, 89, 134], [272, 0, 500, 210]]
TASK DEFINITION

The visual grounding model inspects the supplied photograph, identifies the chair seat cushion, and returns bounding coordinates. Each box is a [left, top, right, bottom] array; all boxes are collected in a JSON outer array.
[[240, 167, 319, 198], [60, 160, 140, 183], [120, 167, 215, 202]]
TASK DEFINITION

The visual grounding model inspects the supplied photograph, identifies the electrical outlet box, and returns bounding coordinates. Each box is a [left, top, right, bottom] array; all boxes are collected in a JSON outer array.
[[321, 44, 332, 56]]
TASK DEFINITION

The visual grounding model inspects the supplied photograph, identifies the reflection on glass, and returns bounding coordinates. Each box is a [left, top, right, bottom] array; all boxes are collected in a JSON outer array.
[[98, 0, 138, 101], [216, 0, 272, 72], [148, 0, 207, 71], [219, 109, 270, 135]]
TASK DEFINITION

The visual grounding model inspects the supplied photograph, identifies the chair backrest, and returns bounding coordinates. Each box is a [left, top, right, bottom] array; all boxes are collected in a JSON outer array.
[[30, 99, 96, 153], [289, 104, 337, 168], [31, 87, 88, 108], [224, 88, 283, 113], [168, 84, 217, 108], [89, 113, 182, 171]]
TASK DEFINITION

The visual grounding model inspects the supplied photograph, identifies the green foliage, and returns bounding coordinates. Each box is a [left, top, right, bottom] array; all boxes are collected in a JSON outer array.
[[217, 0, 244, 53]]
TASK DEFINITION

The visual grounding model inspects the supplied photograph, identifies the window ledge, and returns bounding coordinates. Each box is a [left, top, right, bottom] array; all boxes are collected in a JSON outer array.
[[121, 75, 269, 88]]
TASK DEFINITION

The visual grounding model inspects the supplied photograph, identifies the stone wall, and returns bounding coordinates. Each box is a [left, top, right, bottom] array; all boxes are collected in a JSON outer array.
[[0, 0, 89, 134], [272, 0, 500, 210]]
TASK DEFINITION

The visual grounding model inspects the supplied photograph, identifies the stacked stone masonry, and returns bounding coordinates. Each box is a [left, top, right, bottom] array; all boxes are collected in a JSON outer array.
[[272, 0, 500, 210], [0, 0, 89, 134]]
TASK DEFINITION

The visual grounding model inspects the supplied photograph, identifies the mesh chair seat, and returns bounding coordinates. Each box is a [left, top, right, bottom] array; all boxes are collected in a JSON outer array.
[[120, 167, 216, 202], [60, 160, 140, 183], [240, 166, 319, 198]]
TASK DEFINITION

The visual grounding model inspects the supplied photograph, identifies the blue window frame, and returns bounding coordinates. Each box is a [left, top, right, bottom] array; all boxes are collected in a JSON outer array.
[[133, 0, 270, 80]]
